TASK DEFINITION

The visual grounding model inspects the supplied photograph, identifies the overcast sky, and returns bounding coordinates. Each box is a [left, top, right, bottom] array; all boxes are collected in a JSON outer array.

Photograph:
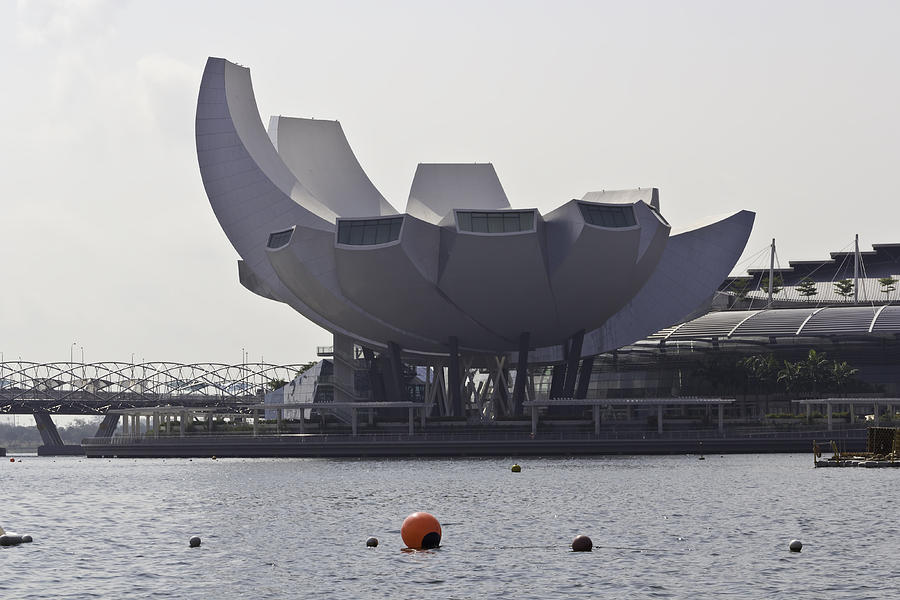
[[1, 0, 899, 366]]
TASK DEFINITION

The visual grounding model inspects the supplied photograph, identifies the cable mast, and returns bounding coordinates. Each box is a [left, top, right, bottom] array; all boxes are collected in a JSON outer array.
[[768, 238, 775, 307], [853, 233, 859, 304]]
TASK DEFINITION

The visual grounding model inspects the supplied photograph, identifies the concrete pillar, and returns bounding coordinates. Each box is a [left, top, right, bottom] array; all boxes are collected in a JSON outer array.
[[594, 404, 600, 435], [448, 337, 461, 416], [847, 403, 853, 424], [179, 411, 185, 437], [718, 403, 724, 434], [408, 407, 414, 436], [531, 404, 538, 436], [874, 403, 880, 426], [563, 330, 585, 398], [153, 412, 159, 438], [512, 332, 530, 417], [332, 332, 354, 403], [657, 404, 663, 434], [575, 356, 594, 400], [253, 410, 258, 436], [352, 407, 358, 436], [827, 402, 833, 431]]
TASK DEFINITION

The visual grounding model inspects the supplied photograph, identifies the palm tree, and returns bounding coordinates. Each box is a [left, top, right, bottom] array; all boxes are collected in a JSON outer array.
[[830, 361, 858, 396], [799, 349, 831, 395], [777, 360, 802, 396]]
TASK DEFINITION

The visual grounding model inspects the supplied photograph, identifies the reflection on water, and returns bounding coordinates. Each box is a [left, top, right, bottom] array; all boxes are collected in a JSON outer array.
[[1, 454, 897, 599]]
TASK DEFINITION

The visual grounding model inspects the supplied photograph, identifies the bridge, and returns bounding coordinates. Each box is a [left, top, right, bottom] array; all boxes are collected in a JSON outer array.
[[0, 361, 305, 454]]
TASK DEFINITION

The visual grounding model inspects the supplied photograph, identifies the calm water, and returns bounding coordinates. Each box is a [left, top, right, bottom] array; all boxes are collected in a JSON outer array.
[[1, 453, 897, 599]]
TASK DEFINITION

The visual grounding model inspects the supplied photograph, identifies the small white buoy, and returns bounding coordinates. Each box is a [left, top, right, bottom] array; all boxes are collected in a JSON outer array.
[[189, 536, 201, 548], [789, 539, 802, 552]]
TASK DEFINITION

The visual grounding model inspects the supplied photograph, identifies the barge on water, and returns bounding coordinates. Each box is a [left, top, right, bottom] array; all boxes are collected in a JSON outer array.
[[815, 427, 900, 468]]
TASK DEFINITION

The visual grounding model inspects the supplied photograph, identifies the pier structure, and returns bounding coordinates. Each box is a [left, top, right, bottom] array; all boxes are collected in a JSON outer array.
[[524, 397, 734, 436], [794, 398, 900, 430]]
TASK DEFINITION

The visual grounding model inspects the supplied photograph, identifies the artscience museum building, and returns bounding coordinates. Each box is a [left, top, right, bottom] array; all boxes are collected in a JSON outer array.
[[196, 57, 754, 419]]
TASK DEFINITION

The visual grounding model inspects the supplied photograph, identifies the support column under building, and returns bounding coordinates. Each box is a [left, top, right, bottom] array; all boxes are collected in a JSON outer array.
[[385, 341, 404, 402], [448, 336, 462, 417], [512, 332, 530, 417], [549, 364, 566, 399], [562, 330, 585, 398], [332, 333, 355, 403], [575, 356, 594, 400], [362, 346, 385, 403]]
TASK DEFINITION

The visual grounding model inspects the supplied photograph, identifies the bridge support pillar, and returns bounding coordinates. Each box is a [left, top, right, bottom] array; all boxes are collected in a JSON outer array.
[[94, 413, 120, 439], [33, 413, 64, 447]]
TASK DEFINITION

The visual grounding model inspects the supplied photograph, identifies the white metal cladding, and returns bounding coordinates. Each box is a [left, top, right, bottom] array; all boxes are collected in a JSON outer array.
[[733, 307, 819, 337], [657, 305, 900, 342], [669, 310, 756, 339], [197, 57, 755, 357], [798, 306, 880, 336], [871, 305, 900, 333]]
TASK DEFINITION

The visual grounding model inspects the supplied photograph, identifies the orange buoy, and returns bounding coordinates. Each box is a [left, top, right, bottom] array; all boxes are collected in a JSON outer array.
[[401, 512, 442, 549], [9, 458, 14, 463]]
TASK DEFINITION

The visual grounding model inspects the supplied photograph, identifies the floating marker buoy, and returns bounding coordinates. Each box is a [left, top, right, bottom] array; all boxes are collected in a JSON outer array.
[[511, 464, 521, 473], [9, 458, 14, 463], [401, 512, 442, 549], [21, 535, 32, 543], [571, 535, 593, 552], [366, 537, 378, 547], [211, 456, 217, 460], [789, 539, 802, 552], [189, 536, 201, 548]]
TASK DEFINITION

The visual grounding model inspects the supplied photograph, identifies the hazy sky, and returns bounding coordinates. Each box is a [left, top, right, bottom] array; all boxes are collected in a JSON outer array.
[[2, 0, 899, 366]]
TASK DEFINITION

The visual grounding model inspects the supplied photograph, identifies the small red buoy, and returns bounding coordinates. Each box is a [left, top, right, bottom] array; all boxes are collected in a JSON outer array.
[[9, 458, 14, 463], [401, 512, 442, 549]]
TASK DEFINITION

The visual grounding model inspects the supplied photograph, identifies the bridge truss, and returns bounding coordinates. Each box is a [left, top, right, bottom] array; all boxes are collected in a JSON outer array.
[[0, 361, 306, 414]]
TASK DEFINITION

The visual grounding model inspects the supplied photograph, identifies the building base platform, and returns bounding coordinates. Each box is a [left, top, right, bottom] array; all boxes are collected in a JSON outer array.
[[82, 433, 867, 459], [37, 444, 86, 456]]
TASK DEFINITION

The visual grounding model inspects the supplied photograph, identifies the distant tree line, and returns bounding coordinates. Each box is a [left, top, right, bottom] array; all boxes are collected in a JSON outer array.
[[0, 418, 101, 451]]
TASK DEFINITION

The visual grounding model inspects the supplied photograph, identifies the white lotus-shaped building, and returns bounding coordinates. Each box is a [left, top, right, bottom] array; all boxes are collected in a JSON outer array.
[[195, 57, 754, 372]]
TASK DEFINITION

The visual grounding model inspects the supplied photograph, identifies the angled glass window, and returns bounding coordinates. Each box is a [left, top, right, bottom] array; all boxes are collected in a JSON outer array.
[[457, 210, 536, 234], [336, 217, 404, 246], [579, 203, 637, 228], [267, 228, 294, 249]]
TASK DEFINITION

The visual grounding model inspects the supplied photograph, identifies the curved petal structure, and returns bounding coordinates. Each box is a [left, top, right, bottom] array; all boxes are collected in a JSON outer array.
[[196, 57, 755, 359], [268, 116, 397, 217], [406, 163, 510, 224]]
